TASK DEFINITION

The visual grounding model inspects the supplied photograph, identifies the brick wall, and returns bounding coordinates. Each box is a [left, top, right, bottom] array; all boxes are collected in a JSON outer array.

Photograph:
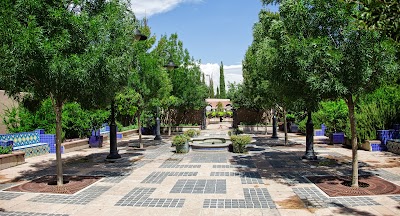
[[0, 90, 19, 134], [236, 109, 265, 125]]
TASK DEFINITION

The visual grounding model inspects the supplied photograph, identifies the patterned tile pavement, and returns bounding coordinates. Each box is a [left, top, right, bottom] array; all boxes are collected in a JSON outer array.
[[28, 186, 111, 205], [210, 172, 263, 184], [203, 188, 276, 209], [170, 179, 227, 194], [293, 187, 381, 208], [0, 192, 23, 200], [141, 172, 198, 184], [1, 127, 400, 216], [0, 212, 68, 216], [116, 187, 185, 208]]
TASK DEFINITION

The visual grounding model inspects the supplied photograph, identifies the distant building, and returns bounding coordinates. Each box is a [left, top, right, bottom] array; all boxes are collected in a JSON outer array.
[[205, 98, 232, 111]]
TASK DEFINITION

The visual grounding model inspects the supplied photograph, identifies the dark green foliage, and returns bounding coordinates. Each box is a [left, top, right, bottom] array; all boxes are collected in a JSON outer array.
[[2, 99, 110, 140], [344, 0, 400, 42], [62, 102, 90, 139], [172, 134, 190, 146], [219, 62, 226, 98], [183, 129, 200, 138], [353, 85, 400, 142], [230, 135, 252, 153], [0, 145, 13, 154], [313, 100, 349, 134]]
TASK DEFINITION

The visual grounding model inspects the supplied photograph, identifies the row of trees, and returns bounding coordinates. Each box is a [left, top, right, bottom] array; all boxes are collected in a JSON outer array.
[[0, 0, 208, 185], [235, 0, 399, 187], [206, 61, 227, 99]]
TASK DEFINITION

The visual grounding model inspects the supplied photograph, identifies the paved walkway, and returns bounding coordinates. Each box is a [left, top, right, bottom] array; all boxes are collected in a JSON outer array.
[[1, 122, 400, 216]]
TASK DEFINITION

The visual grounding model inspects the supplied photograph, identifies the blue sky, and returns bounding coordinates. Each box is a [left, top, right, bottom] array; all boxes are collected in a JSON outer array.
[[130, 0, 279, 87]]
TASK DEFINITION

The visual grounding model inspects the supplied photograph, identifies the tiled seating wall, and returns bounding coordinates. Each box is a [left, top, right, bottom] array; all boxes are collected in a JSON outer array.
[[0, 130, 55, 157], [0, 132, 40, 149]]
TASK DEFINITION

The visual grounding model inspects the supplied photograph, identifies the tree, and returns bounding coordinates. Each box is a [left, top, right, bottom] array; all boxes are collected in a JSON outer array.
[[264, 0, 398, 187], [209, 78, 215, 98], [153, 33, 207, 127], [0, 0, 138, 185], [344, 0, 400, 42], [216, 87, 220, 99], [219, 61, 226, 98]]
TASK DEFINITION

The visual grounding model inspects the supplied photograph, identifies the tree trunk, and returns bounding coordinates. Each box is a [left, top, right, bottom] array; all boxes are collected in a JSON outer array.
[[283, 108, 288, 145], [264, 110, 268, 135], [138, 111, 143, 149], [54, 100, 64, 186], [168, 110, 172, 136], [346, 95, 359, 188]]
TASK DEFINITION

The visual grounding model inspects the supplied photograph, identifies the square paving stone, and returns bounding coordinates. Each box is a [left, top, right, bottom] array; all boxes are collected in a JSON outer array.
[[170, 179, 226, 194]]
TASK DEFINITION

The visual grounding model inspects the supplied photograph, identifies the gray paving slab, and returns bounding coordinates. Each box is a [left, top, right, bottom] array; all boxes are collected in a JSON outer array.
[[28, 186, 111, 205], [203, 188, 276, 209], [0, 212, 68, 216], [210, 172, 263, 184], [116, 187, 185, 208], [141, 171, 198, 184], [293, 187, 381, 208], [0, 191, 23, 200], [170, 179, 226, 194]]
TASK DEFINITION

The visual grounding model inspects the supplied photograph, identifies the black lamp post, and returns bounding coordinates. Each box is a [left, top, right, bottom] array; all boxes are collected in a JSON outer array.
[[271, 108, 278, 139], [153, 59, 178, 141], [106, 29, 147, 161], [302, 111, 317, 160]]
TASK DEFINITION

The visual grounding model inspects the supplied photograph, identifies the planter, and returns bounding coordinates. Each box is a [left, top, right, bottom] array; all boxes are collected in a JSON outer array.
[[89, 135, 103, 148], [176, 142, 189, 153], [0, 151, 25, 170], [141, 127, 155, 135], [329, 132, 345, 144]]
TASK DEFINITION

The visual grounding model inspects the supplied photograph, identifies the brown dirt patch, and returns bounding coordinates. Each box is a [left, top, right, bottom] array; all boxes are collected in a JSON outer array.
[[276, 195, 305, 209], [5, 175, 102, 194], [306, 175, 400, 197]]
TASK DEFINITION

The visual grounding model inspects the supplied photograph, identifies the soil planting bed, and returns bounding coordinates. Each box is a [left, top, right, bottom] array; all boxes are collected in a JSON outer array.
[[4, 175, 102, 194], [306, 175, 400, 197]]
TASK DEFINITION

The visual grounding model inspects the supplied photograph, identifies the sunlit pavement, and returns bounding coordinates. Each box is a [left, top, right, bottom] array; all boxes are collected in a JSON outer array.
[[1, 122, 399, 216]]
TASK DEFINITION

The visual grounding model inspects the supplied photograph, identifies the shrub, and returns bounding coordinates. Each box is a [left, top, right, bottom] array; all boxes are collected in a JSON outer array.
[[226, 111, 233, 117], [217, 111, 225, 117], [184, 129, 198, 138], [0, 145, 13, 154], [173, 134, 190, 145], [120, 124, 138, 132], [313, 100, 348, 134], [230, 135, 251, 153]]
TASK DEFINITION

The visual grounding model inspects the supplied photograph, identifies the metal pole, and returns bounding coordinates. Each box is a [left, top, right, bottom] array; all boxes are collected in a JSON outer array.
[[302, 111, 317, 160], [106, 99, 121, 161], [154, 107, 162, 140], [271, 108, 278, 139]]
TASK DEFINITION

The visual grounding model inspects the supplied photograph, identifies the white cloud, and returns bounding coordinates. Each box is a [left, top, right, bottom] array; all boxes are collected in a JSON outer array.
[[130, 0, 202, 19], [200, 63, 243, 92]]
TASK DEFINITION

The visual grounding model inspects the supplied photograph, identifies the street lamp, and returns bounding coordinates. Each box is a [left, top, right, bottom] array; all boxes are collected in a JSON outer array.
[[154, 58, 178, 140], [106, 28, 147, 161], [271, 108, 278, 139], [302, 111, 317, 160]]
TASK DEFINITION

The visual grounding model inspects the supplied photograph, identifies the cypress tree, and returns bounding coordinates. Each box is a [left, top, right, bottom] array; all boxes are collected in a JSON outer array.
[[216, 86, 220, 99], [209, 78, 214, 98], [219, 61, 226, 98]]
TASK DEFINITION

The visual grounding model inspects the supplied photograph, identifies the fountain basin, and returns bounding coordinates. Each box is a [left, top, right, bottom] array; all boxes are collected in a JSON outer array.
[[190, 138, 231, 152]]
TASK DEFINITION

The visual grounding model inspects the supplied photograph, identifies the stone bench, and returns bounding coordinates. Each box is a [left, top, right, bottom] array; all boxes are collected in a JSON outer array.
[[0, 131, 51, 158]]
